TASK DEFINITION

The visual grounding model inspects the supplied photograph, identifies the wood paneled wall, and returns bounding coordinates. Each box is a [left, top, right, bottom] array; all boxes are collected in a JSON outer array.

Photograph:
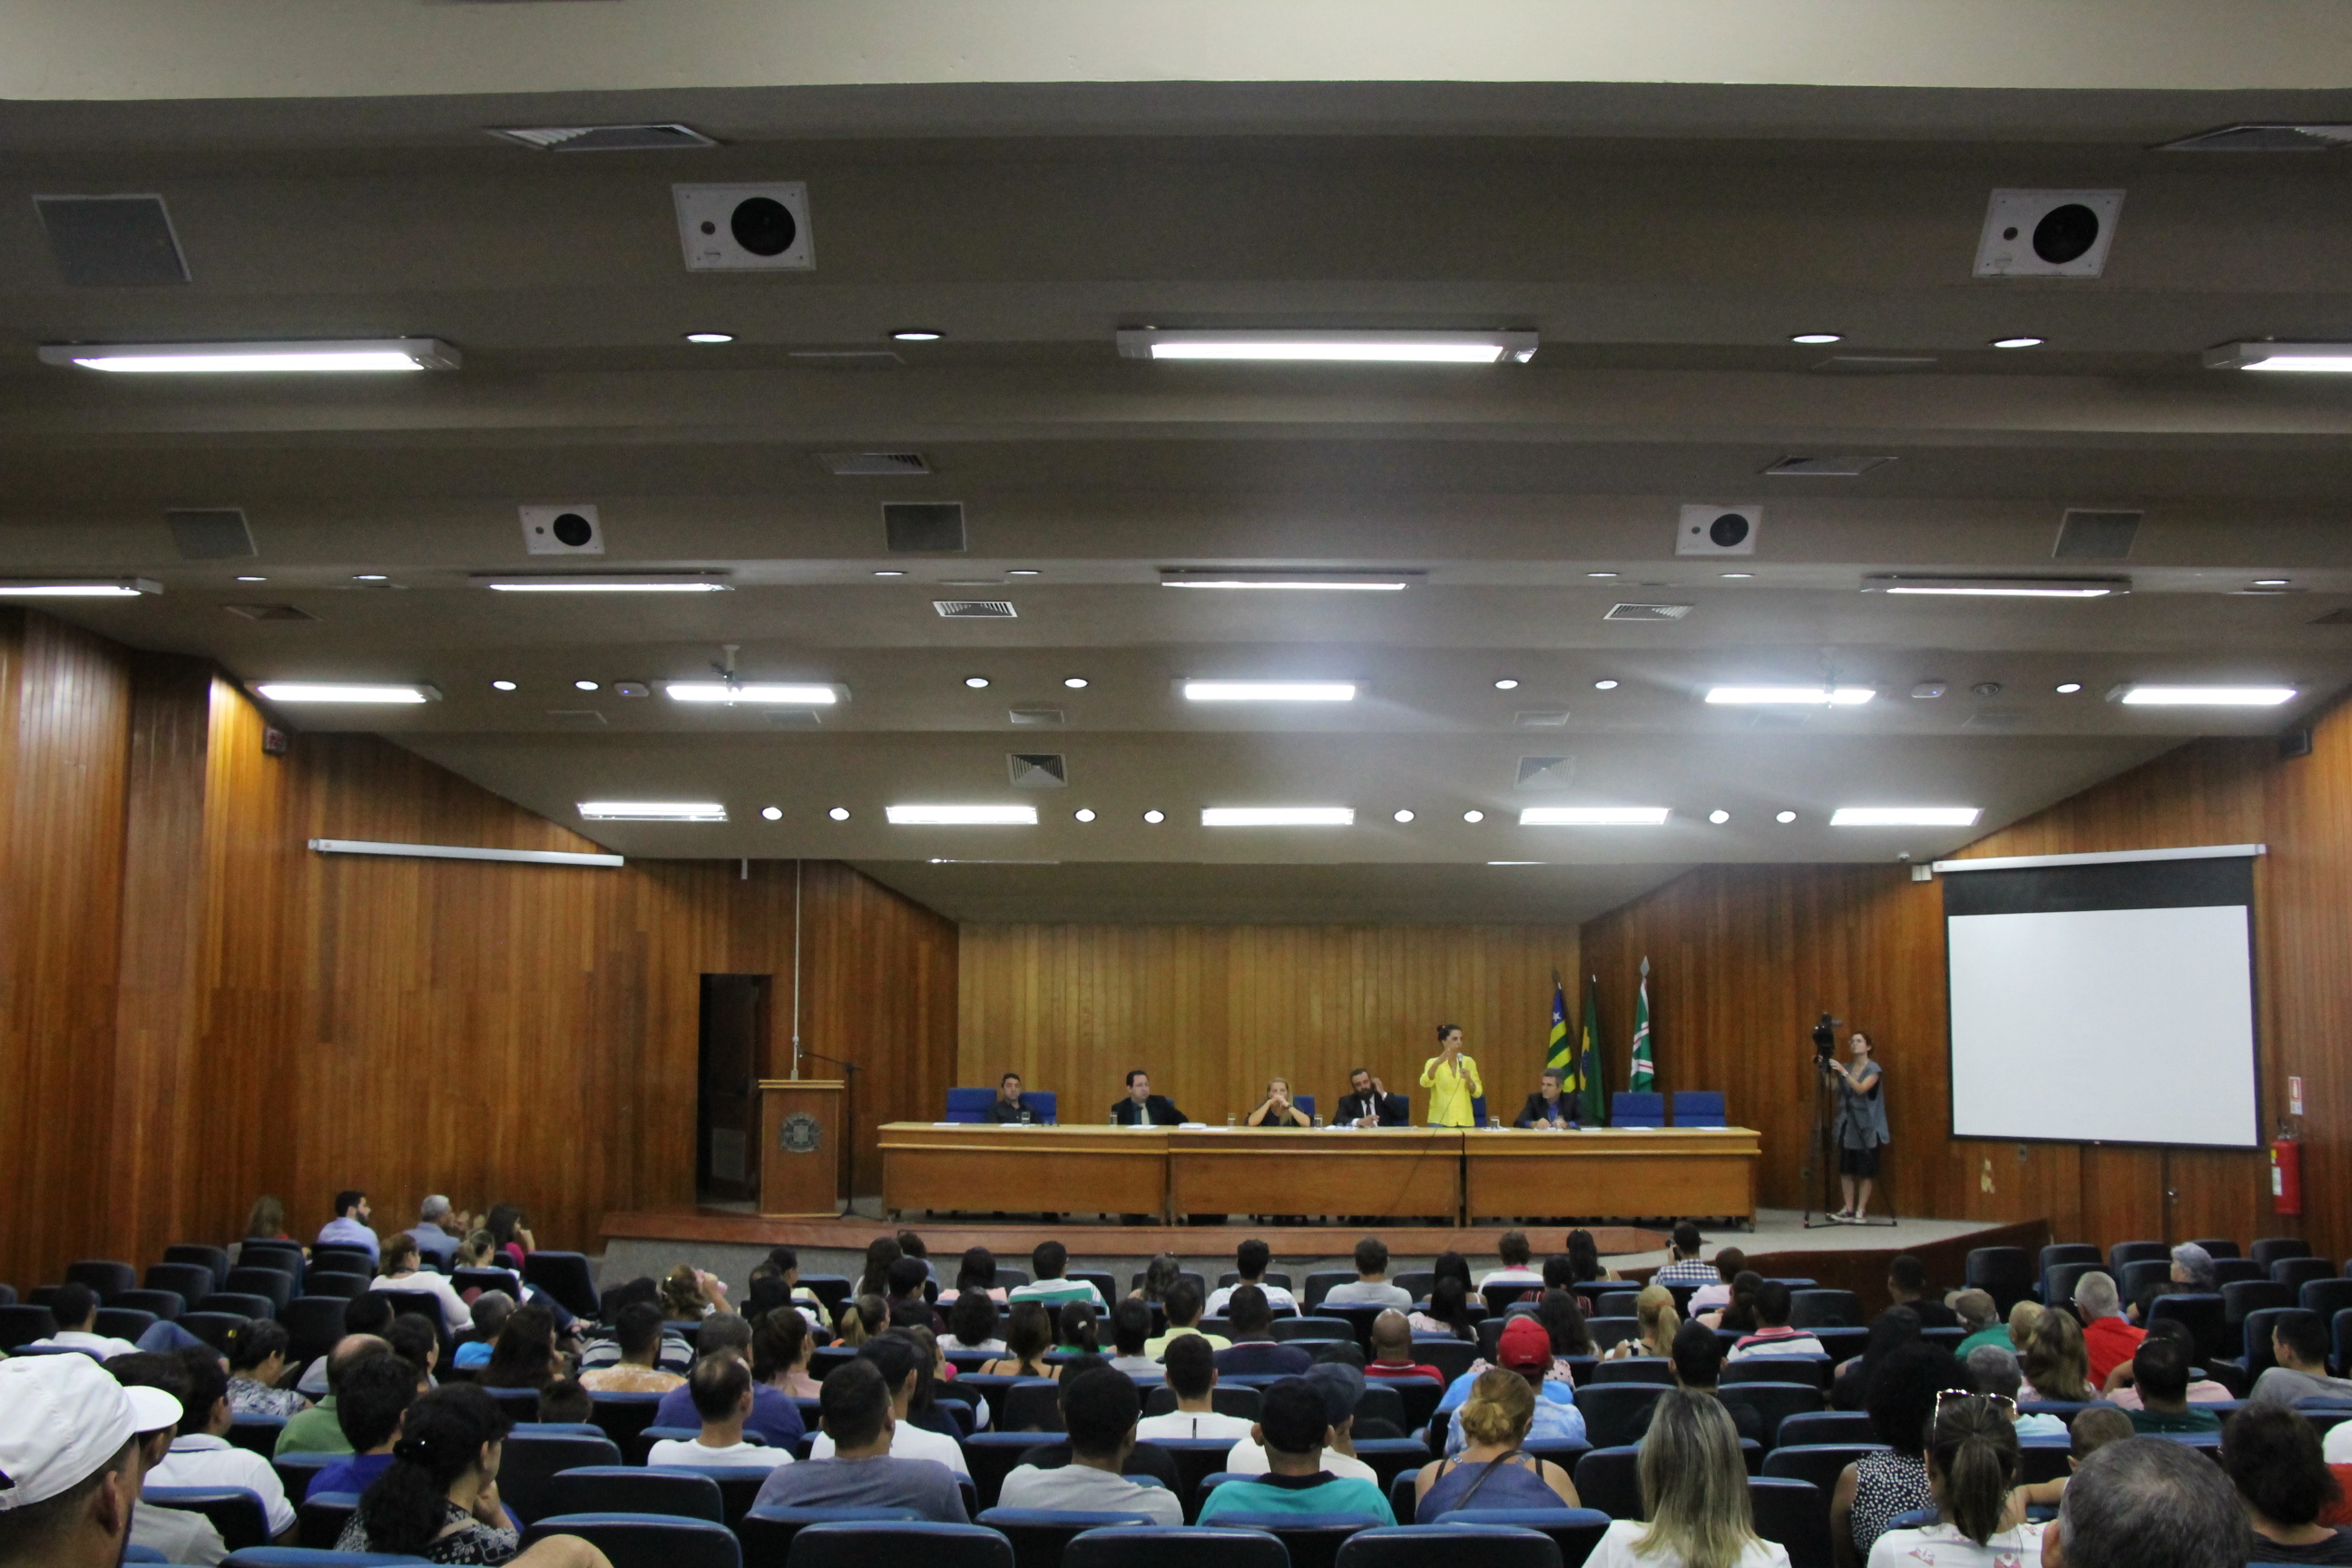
[[958, 924, 1579, 1125], [1583, 701, 2352, 1261]]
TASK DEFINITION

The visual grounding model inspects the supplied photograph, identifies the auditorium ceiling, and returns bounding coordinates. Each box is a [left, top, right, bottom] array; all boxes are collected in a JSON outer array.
[[5, 4, 2352, 921]]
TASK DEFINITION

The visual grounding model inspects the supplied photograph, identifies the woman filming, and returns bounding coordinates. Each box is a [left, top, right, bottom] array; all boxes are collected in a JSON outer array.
[[1825, 1031, 1887, 1223]]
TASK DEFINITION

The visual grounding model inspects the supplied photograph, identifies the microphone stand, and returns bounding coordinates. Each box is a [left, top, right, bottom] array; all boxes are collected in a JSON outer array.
[[798, 1051, 863, 1219]]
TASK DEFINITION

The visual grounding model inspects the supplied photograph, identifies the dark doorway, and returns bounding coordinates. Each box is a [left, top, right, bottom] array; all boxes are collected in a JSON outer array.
[[697, 974, 769, 1204]]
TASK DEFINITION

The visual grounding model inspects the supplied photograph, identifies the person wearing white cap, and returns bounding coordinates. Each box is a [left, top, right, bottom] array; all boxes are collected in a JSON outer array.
[[0, 1350, 181, 1568]]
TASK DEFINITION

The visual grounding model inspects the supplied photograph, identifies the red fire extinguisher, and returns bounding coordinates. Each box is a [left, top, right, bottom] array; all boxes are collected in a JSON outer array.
[[2272, 1121, 2303, 1217]]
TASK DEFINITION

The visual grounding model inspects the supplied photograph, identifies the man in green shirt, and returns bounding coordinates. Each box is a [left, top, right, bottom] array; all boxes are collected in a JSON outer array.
[[1953, 1289, 2012, 1359], [2125, 1337, 2221, 1435], [275, 1335, 389, 1455], [1197, 1377, 1395, 1525], [1143, 1281, 1230, 1359]]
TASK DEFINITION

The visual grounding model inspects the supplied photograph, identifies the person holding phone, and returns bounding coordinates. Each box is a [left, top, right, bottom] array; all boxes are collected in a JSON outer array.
[[1420, 1024, 1484, 1128]]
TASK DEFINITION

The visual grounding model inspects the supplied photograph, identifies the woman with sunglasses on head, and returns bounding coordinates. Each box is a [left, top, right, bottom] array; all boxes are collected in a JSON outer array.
[[1866, 1391, 2044, 1566]]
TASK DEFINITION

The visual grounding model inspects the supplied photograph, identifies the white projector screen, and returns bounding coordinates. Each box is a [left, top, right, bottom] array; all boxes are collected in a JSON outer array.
[[1944, 852, 2260, 1149]]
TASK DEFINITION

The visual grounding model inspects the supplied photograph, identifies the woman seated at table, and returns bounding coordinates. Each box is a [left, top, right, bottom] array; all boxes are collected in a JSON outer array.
[[1247, 1076, 1313, 1127]]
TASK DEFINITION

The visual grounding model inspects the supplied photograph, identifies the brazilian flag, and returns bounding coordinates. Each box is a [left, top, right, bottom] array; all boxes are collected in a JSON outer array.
[[1578, 974, 1606, 1124]]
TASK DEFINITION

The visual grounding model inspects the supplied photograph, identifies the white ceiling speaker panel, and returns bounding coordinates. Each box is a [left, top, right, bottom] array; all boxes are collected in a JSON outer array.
[[519, 504, 603, 555], [1975, 190, 2123, 278], [1677, 504, 1760, 555], [674, 183, 813, 271]]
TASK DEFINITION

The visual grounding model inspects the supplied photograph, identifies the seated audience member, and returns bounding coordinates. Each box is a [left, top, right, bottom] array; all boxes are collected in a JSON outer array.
[[1214, 1286, 1313, 1377], [1690, 1247, 1745, 1314], [578, 1302, 685, 1394], [1832, 1344, 1966, 1566], [1966, 1343, 2063, 1437], [1056, 1300, 1103, 1356], [956, 1246, 1008, 1305], [1709, 1270, 1765, 1336], [1366, 1310, 1446, 1385], [2226, 1403, 2352, 1563], [2019, 1308, 2097, 1404], [753, 1307, 823, 1400], [536, 1379, 593, 1426], [456, 1230, 496, 1274], [1866, 1392, 2043, 1568], [1205, 1239, 1298, 1316], [104, 1353, 228, 1566], [753, 1358, 969, 1523], [243, 1193, 293, 1246], [886, 1255, 941, 1330], [1886, 1253, 1959, 1330], [1564, 1229, 1620, 1286], [1143, 1280, 1230, 1357], [2013, 1405, 2134, 1516], [2005, 1298, 2044, 1352], [150, 1347, 297, 1541], [2122, 1334, 2220, 1435], [1632, 1320, 1763, 1446], [1409, 1276, 1477, 1341], [648, 1355, 792, 1471], [2070, 1271, 2143, 1387], [835, 1294, 889, 1348], [855, 1236, 903, 1300], [807, 1331, 970, 1476], [2050, 1434, 2251, 1568], [578, 1281, 691, 1375], [338, 1384, 602, 1564], [997, 1367, 1182, 1524], [1588, 1387, 1788, 1568], [760, 1246, 833, 1329], [1726, 1280, 1825, 1361], [898, 1230, 939, 1288], [1602, 1281, 1682, 1361], [1246, 1075, 1313, 1127], [896, 1326, 967, 1439], [406, 1195, 466, 1271], [481, 1303, 565, 1393], [454, 1291, 515, 1370], [1136, 1334, 1255, 1442], [2169, 1241, 2220, 1296], [1131, 1253, 1182, 1306], [1226, 1362, 1378, 1481], [983, 1300, 1060, 1378], [374, 1234, 473, 1335], [652, 1313, 805, 1448], [1830, 1307, 1921, 1413], [1, 1354, 197, 1568], [317, 1190, 380, 1263], [1953, 1289, 2006, 1357], [1008, 1240, 1107, 1308], [1416, 1367, 1583, 1518], [660, 1263, 730, 1322], [308, 1350, 420, 1500], [386, 1312, 442, 1387], [279, 1334, 393, 1455], [1480, 1230, 1545, 1290], [31, 1284, 142, 1360], [1106, 1298, 1158, 1375], [1654, 1221, 1718, 1286], [1323, 1237, 1412, 1308], [988, 1071, 1042, 1123], [1199, 1375, 1396, 1525], [2254, 1310, 2352, 1406], [484, 1203, 534, 1274], [943, 1289, 1007, 1354], [1444, 1318, 1589, 1455]]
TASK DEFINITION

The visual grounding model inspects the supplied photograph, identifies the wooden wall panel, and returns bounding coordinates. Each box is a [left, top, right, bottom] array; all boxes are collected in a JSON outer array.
[[957, 924, 1579, 1127]]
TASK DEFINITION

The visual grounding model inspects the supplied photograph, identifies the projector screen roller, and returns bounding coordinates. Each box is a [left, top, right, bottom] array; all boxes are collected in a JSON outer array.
[[1944, 851, 2259, 1149]]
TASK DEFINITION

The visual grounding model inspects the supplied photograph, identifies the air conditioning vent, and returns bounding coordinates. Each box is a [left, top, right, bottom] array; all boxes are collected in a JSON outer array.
[[1007, 753, 1068, 789], [490, 123, 717, 152], [2053, 509, 2141, 560], [166, 507, 256, 560], [1516, 756, 1574, 789], [1514, 710, 1571, 729], [822, 451, 931, 476], [1605, 603, 1692, 622], [544, 709, 606, 726], [1008, 708, 1064, 726], [887, 501, 967, 554], [222, 603, 316, 622], [35, 194, 189, 287], [935, 600, 1015, 619], [2159, 123, 2352, 153], [1764, 456, 1895, 477]]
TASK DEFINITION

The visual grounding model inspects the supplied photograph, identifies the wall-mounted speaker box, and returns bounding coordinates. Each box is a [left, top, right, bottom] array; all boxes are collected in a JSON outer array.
[[674, 182, 813, 270], [519, 505, 603, 555], [1975, 190, 2124, 278], [1677, 503, 1760, 555]]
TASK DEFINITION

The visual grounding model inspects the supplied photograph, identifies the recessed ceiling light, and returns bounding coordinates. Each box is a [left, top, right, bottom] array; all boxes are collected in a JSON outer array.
[[873, 570, 906, 578], [1706, 685, 1876, 706], [1486, 860, 1544, 867], [1493, 679, 1520, 691], [1142, 808, 1166, 824], [234, 574, 267, 583], [1393, 808, 1416, 823], [2112, 684, 2297, 706], [665, 682, 841, 704], [2254, 578, 2291, 587], [1063, 677, 1089, 690], [760, 806, 783, 820], [1518, 806, 1671, 826], [2207, 341, 2352, 372], [1831, 806, 1982, 827], [1181, 681, 1356, 702], [1462, 809, 1485, 824], [1865, 574, 2125, 598], [1117, 328, 1537, 364], [1720, 573, 1754, 580], [2055, 682, 2083, 694], [1776, 810, 1798, 824], [574, 680, 600, 691], [353, 574, 387, 582], [480, 574, 730, 593], [1007, 569, 1042, 577], [885, 804, 1038, 825], [1201, 807, 1356, 827], [964, 676, 991, 690], [491, 680, 517, 692], [1790, 333, 1843, 345], [1708, 808, 1730, 824], [684, 332, 734, 345], [1073, 808, 1097, 823], [891, 329, 945, 342], [0, 578, 161, 597], [1586, 572, 1619, 579], [828, 807, 850, 821], [251, 681, 437, 704], [37, 338, 460, 374], [1593, 680, 1620, 691], [578, 801, 727, 822], [1160, 570, 1414, 592], [1991, 337, 2044, 349]]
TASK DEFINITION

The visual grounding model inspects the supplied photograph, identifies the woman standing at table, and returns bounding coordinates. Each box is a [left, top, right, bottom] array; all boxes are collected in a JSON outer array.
[[1420, 1024, 1485, 1128], [1247, 1076, 1313, 1127]]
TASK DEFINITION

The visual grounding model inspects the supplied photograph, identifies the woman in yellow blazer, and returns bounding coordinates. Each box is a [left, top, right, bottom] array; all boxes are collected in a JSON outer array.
[[1419, 1023, 1484, 1127]]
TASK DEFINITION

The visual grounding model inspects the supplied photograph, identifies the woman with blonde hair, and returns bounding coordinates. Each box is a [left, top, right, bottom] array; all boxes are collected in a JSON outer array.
[[659, 1264, 730, 1321], [1589, 1387, 1789, 1567], [2018, 1309, 2094, 1403], [1604, 1282, 1682, 1360], [1415, 1367, 1582, 1517]]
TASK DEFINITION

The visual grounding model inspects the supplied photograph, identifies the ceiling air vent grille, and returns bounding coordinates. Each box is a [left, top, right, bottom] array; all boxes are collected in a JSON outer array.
[[1514, 710, 1571, 729], [2053, 509, 2141, 560], [1007, 753, 1068, 789], [2160, 123, 2352, 152], [935, 600, 1016, 619], [1516, 756, 1574, 789], [489, 123, 718, 152], [1009, 708, 1064, 726], [35, 194, 189, 287], [1604, 603, 1693, 622], [822, 451, 931, 476], [1764, 456, 1895, 477], [166, 507, 256, 559], [222, 603, 316, 622], [544, 709, 606, 726]]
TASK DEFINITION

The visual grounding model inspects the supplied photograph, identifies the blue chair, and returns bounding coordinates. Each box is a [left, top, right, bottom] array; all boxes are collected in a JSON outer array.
[[786, 1521, 1014, 1568], [297, 1491, 359, 1550], [978, 1509, 1164, 1568], [0, 1304, 57, 1349], [273, 1451, 341, 1504], [1762, 1443, 1886, 1495], [66, 1259, 139, 1300], [1063, 1525, 1290, 1568], [544, 1465, 723, 1522], [116, 1289, 186, 1322], [163, 1243, 232, 1290], [142, 1487, 271, 1552], [1293, 1095, 1318, 1122], [1589, 1357, 1671, 1386], [2218, 1259, 2274, 1288], [1610, 1093, 1665, 1129], [1570, 1446, 1642, 1519], [738, 1507, 922, 1568], [1350, 1437, 1438, 1491], [2151, 1293, 2230, 1362], [1671, 1092, 1727, 1128], [1340, 1524, 1561, 1568], [965, 1430, 1053, 1509], [283, 1297, 351, 1364], [2301, 1279, 2352, 1327], [1722, 1356, 1829, 1391], [946, 1088, 997, 1122], [226, 1267, 296, 1312], [589, 1390, 671, 1450], [521, 1513, 741, 1568], [1964, 1248, 2035, 1314], [2043, 1262, 2102, 1315], [1387, 1473, 1420, 1526], [2237, 1306, 2303, 1381], [1727, 1381, 1825, 1446], [123, 1547, 169, 1563], [196, 1292, 278, 1322], [523, 1251, 601, 1319], [1749, 1477, 1831, 1568], [480, 1386, 544, 1426], [147, 1261, 220, 1305], [95, 1307, 158, 1344], [1470, 1094, 1488, 1127], [221, 1555, 432, 1566], [225, 1415, 286, 1456], [1199, 1514, 1372, 1568], [302, 1272, 371, 1301], [658, 1465, 772, 1527], [1573, 1385, 1666, 1448], [1444, 1509, 1608, 1564], [1783, 1289, 1856, 1331], [496, 1432, 623, 1523], [2276, 1259, 2338, 1295], [2254, 1238, 2315, 1270]]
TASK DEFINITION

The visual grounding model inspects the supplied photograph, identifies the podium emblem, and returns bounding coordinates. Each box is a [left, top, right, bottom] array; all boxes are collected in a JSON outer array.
[[779, 1112, 823, 1154]]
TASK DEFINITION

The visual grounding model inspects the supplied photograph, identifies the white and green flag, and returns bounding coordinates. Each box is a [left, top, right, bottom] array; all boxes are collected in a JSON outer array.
[[1629, 956, 1655, 1093]]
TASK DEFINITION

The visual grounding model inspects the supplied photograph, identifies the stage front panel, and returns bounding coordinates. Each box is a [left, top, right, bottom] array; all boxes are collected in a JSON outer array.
[[1167, 1128, 1464, 1220], [1463, 1127, 1761, 1220], [878, 1123, 1170, 1218]]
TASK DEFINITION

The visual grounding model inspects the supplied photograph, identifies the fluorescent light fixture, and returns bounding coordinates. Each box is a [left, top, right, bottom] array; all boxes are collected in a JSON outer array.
[[892, 329, 945, 342], [2112, 684, 2298, 706], [0, 578, 160, 597], [663, 682, 841, 705], [1181, 681, 1357, 702], [578, 801, 727, 821], [1518, 806, 1671, 826], [251, 681, 437, 704], [684, 332, 734, 345], [1200, 807, 1356, 827], [2207, 341, 2352, 372], [479, 573, 730, 593], [885, 804, 1039, 826], [39, 338, 459, 373], [1831, 807, 1983, 827], [1865, 574, 2126, 598], [1117, 328, 1537, 365], [1706, 685, 1876, 706], [1160, 569, 1415, 592]]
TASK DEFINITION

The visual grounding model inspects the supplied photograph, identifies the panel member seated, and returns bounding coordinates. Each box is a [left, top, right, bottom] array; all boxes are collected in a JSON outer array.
[[1247, 1077, 1312, 1128], [1334, 1067, 1406, 1128], [988, 1072, 1041, 1123], [1112, 1069, 1188, 1126], [1516, 1067, 1577, 1129]]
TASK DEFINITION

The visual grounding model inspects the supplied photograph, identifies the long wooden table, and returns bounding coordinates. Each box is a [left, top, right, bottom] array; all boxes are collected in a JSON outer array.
[[879, 1121, 1759, 1222]]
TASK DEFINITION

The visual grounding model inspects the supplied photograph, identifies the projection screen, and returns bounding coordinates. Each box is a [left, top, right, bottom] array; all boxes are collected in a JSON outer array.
[[1938, 846, 2262, 1149]]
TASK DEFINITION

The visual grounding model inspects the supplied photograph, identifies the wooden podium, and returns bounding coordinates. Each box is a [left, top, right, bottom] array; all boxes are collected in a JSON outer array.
[[758, 1080, 847, 1216]]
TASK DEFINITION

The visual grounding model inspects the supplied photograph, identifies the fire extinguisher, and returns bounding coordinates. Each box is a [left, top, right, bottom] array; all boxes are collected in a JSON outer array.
[[2272, 1120, 2304, 1217]]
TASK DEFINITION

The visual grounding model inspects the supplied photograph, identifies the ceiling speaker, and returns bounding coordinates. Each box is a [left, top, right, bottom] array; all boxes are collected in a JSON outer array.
[[886, 501, 966, 553], [520, 504, 603, 555], [1677, 504, 1759, 555], [1975, 190, 2124, 278], [674, 182, 813, 270], [35, 195, 189, 286], [165, 507, 255, 560]]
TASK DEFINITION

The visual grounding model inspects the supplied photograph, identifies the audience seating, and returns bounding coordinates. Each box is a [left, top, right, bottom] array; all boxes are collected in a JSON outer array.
[[2036, 1244, 2098, 1300], [283, 1296, 352, 1363], [96, 1307, 158, 1343], [1412, 1339, 1478, 1382], [228, 1416, 286, 1456], [1747, 1476, 1831, 1568], [1301, 1271, 1354, 1310], [2107, 1240, 2167, 1271], [2212, 1258, 2268, 1289], [964, 1431, 1054, 1509], [2274, 1258, 2337, 1294], [1003, 1380, 1067, 1433], [226, 1267, 297, 1312], [1394, 1271, 1435, 1300], [1339, 1524, 1561, 1568], [544, 1465, 724, 1523], [1063, 1524, 1290, 1568], [1722, 1357, 1829, 1392], [2225, 1279, 2296, 1331], [1778, 1411, 1878, 1449], [1589, 1357, 1671, 1387], [1786, 1289, 1861, 1328], [145, 1487, 271, 1552], [2148, 1294, 2229, 1362], [2303, 1279, 2352, 1324], [2042, 1261, 2101, 1313], [1609, 1093, 1666, 1129], [2331, 1308, 2352, 1375], [1581, 1318, 1637, 1353], [67, 1259, 140, 1300], [1351, 1436, 1437, 1490], [1762, 1442, 1887, 1496], [1196, 1513, 1362, 1568], [2116, 1259, 2172, 1304], [310, 1244, 373, 1276], [197, 1291, 279, 1321], [1962, 1248, 2034, 1314], [1726, 1382, 1825, 1445], [0, 1304, 56, 1348], [589, 1390, 671, 1450], [239, 1241, 307, 1281], [180, 1310, 247, 1352], [2230, 1306, 2298, 1382], [2253, 1238, 2314, 1269], [303, 1271, 371, 1300], [115, 1288, 186, 1321], [789, 1521, 1014, 1568], [738, 1508, 921, 1568], [163, 1244, 232, 1290], [1445, 1510, 1609, 1567], [455, 1265, 522, 1299], [523, 1513, 742, 1568], [1272, 1316, 1352, 1344], [220, 1555, 436, 1567], [2186, 1238, 2241, 1259], [147, 1261, 219, 1305], [524, 1251, 602, 1319], [978, 1509, 1165, 1568], [1571, 1446, 1642, 1519], [296, 1491, 360, 1550], [498, 1431, 624, 1523], [272, 1451, 339, 1505], [1671, 1091, 1727, 1128]]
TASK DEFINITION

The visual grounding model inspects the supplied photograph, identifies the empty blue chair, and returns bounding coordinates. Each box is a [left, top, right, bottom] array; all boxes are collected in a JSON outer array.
[[522, 1513, 740, 1568], [66, 1259, 139, 1300], [787, 1521, 1014, 1568], [2150, 1293, 2230, 1363], [1762, 1443, 1887, 1495], [2254, 1238, 2315, 1270], [282, 1297, 350, 1365], [658, 1465, 772, 1527], [1570, 1446, 1642, 1519], [2218, 1259, 2273, 1289], [143, 1487, 271, 1552], [946, 1088, 998, 1122], [116, 1289, 186, 1322], [496, 1432, 622, 1523], [1340, 1524, 1560, 1568], [1349, 1437, 1438, 1491], [1574, 1385, 1666, 1448], [979, 1508, 1166, 1568], [1671, 1092, 1727, 1128], [588, 1390, 670, 1450], [1610, 1093, 1665, 1129], [1199, 1514, 1374, 1568], [273, 1451, 341, 1504], [1964, 1248, 2035, 1314], [0, 1304, 57, 1349], [1292, 1095, 1318, 1122], [1730, 1381, 1826, 1445], [1445, 1510, 1608, 1566], [148, 1261, 220, 1305], [543, 1465, 723, 1523], [522, 1251, 601, 1319], [1748, 1477, 1830, 1568], [226, 1267, 296, 1312], [2043, 1262, 2102, 1315], [296, 1491, 359, 1550], [738, 1507, 922, 1568], [301, 1272, 371, 1301], [225, 1415, 286, 1456], [163, 1244, 232, 1290], [1063, 1525, 1289, 1568], [95, 1307, 158, 1344], [2276, 1258, 2338, 1295], [196, 1292, 278, 1322]]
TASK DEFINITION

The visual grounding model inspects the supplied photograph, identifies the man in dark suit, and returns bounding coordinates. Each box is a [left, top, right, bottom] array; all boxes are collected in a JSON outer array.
[[1333, 1067, 1406, 1129], [1514, 1066, 1577, 1129], [987, 1071, 1039, 1122], [1111, 1069, 1188, 1126]]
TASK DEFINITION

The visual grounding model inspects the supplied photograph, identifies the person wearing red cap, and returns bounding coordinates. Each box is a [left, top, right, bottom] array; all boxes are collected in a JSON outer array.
[[0, 1350, 182, 1568], [1442, 1318, 1589, 1456]]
